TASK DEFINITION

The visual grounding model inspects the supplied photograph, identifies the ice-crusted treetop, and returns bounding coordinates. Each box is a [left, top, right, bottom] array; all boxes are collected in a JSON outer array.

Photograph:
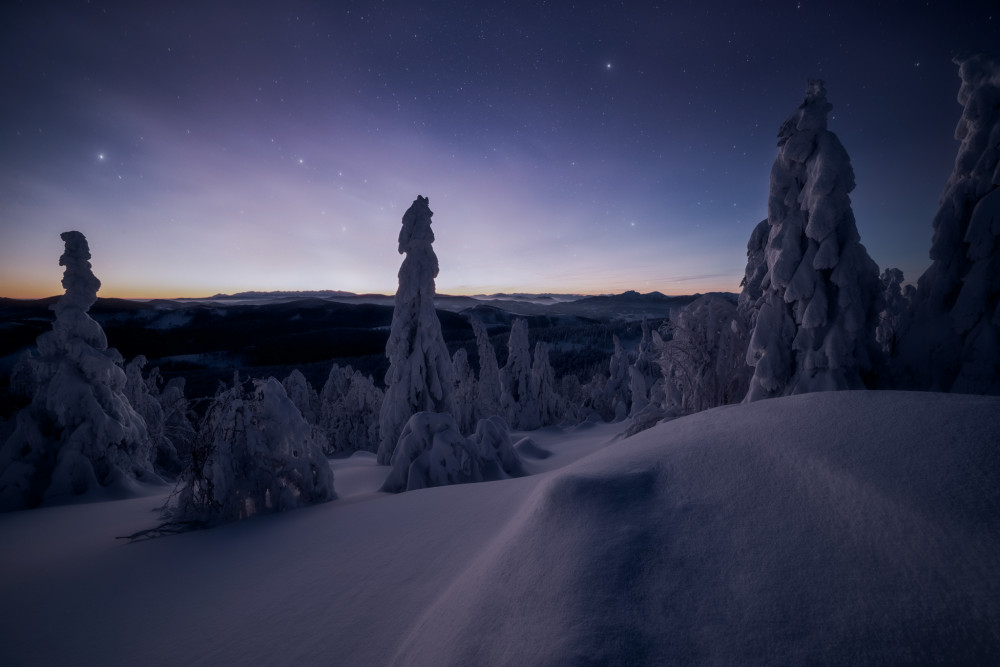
[[398, 195, 435, 255], [56, 231, 101, 313], [777, 79, 832, 145], [44, 230, 108, 352]]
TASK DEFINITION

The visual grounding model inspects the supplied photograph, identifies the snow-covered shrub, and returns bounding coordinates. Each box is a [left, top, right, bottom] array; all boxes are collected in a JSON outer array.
[[165, 376, 334, 526], [901, 54, 1000, 394], [378, 196, 457, 464], [380, 412, 523, 493], [0, 232, 158, 511], [472, 415, 525, 478], [319, 363, 383, 454], [745, 81, 882, 401]]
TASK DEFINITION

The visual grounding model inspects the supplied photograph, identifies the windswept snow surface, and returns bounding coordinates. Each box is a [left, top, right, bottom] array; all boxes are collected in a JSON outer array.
[[1, 392, 998, 665]]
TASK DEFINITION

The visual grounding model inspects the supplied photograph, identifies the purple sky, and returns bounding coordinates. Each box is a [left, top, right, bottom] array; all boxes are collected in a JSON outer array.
[[1, 1, 997, 298]]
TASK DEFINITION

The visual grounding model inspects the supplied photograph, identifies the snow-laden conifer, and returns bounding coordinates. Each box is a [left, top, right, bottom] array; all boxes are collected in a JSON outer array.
[[452, 348, 478, 434], [902, 54, 1000, 393], [470, 318, 503, 421], [501, 319, 537, 429], [530, 341, 562, 426], [282, 369, 319, 425], [377, 196, 457, 464], [607, 335, 630, 420], [657, 294, 750, 413], [0, 232, 157, 511], [319, 363, 383, 454], [745, 81, 881, 400]]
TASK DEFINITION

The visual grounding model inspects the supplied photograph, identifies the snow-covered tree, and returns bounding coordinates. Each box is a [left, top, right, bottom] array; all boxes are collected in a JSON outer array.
[[501, 319, 537, 429], [656, 294, 750, 414], [607, 335, 630, 420], [628, 318, 660, 418], [282, 369, 319, 425], [452, 348, 477, 434], [164, 376, 334, 527], [530, 341, 563, 426], [380, 412, 523, 493], [745, 81, 882, 401], [124, 355, 181, 476], [901, 54, 1000, 394], [0, 231, 157, 511], [876, 268, 914, 358], [378, 196, 457, 464], [470, 318, 503, 422], [319, 363, 383, 454]]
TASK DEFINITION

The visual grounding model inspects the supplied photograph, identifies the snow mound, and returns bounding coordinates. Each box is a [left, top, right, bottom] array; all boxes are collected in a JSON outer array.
[[513, 436, 551, 459], [391, 391, 1000, 665]]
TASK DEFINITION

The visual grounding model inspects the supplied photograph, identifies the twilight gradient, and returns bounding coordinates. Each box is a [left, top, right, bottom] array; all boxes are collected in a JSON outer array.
[[1, 1, 997, 298]]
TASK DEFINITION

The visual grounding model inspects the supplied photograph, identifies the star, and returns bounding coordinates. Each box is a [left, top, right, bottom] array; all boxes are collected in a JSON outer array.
[[98, 153, 105, 160], [605, 62, 612, 70]]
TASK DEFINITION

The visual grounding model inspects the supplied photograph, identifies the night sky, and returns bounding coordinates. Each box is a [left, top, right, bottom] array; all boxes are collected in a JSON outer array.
[[1, 1, 997, 299]]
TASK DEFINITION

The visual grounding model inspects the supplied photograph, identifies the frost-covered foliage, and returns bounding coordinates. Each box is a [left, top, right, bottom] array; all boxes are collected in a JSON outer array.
[[319, 363, 383, 454], [876, 268, 915, 358], [656, 294, 751, 414], [501, 319, 538, 429], [0, 232, 157, 511], [902, 54, 1000, 394], [745, 81, 882, 401], [282, 369, 319, 425], [378, 196, 457, 464], [470, 318, 504, 422], [530, 342, 563, 426], [452, 348, 478, 434], [380, 412, 523, 493], [165, 376, 334, 526]]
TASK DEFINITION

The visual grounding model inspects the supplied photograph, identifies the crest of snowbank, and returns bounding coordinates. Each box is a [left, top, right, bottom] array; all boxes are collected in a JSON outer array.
[[391, 391, 1000, 665]]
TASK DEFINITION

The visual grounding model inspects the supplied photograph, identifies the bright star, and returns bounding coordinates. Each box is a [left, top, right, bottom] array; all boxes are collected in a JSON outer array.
[[606, 62, 612, 69], [98, 153, 105, 160]]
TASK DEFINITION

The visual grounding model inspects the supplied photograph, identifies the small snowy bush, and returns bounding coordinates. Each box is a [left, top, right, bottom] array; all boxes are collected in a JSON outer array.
[[163, 376, 334, 527], [380, 412, 523, 493]]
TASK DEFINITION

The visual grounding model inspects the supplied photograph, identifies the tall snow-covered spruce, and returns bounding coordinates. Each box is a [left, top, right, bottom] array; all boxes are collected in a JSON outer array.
[[901, 54, 1000, 394], [0, 232, 157, 510], [377, 196, 457, 464], [744, 81, 881, 401]]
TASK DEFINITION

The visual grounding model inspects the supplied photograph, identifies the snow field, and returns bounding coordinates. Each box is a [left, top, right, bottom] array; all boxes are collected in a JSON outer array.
[[1, 391, 997, 665]]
